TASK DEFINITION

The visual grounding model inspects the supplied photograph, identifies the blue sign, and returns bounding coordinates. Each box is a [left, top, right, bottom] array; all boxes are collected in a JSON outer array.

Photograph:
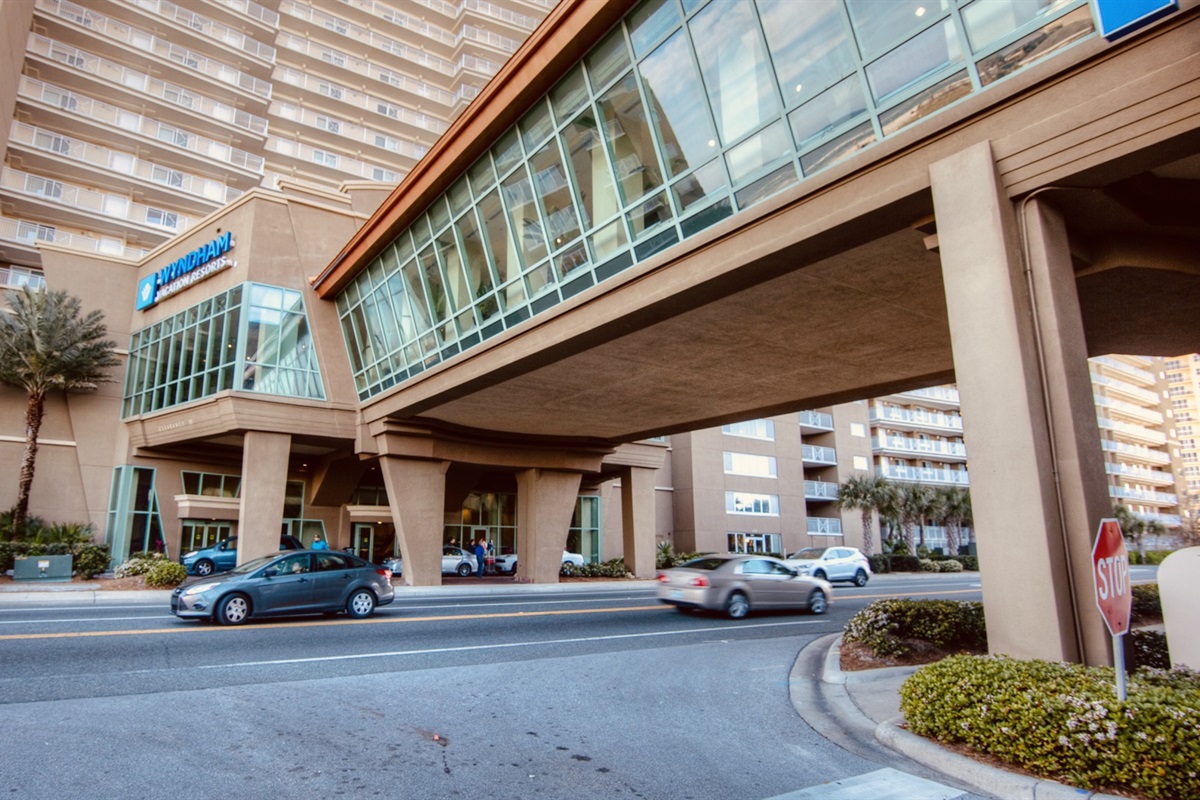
[[136, 231, 235, 311], [1094, 0, 1178, 40]]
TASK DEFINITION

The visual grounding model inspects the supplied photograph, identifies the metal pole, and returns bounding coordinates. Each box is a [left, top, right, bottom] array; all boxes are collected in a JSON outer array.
[[1112, 633, 1128, 702]]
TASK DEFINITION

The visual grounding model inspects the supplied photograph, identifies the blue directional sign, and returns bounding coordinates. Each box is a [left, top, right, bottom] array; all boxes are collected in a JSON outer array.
[[1094, 0, 1178, 41]]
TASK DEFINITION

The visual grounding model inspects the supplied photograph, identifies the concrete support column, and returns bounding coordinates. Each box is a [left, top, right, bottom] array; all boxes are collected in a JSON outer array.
[[931, 141, 1107, 664], [621, 466, 657, 578], [515, 468, 583, 584], [379, 456, 449, 586], [238, 431, 291, 565]]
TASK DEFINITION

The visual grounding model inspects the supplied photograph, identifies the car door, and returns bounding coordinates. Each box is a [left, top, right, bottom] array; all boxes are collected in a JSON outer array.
[[311, 552, 356, 609], [740, 559, 792, 607], [213, 539, 238, 571], [255, 553, 315, 614]]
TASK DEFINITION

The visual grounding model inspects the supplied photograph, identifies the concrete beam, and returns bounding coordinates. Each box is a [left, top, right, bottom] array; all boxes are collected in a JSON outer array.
[[515, 468, 583, 584], [379, 456, 450, 587], [237, 431, 291, 565]]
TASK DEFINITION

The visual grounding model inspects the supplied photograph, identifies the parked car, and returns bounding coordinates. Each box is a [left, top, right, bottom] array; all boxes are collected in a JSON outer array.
[[493, 550, 584, 574], [656, 554, 831, 619], [181, 534, 304, 576], [383, 546, 476, 577], [171, 550, 394, 625], [783, 546, 871, 586]]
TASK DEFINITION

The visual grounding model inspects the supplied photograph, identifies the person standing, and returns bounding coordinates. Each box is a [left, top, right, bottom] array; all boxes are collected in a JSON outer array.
[[312, 534, 329, 551], [473, 537, 486, 578]]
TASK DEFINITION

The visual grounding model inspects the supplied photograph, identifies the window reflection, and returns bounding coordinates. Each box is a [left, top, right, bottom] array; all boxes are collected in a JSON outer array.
[[638, 30, 717, 178], [530, 139, 582, 250], [789, 75, 869, 152], [962, 0, 1071, 51], [865, 19, 962, 103], [689, 0, 777, 145], [847, 0, 951, 58], [974, 6, 1093, 86], [598, 73, 663, 205], [757, 0, 857, 108], [562, 111, 621, 230], [628, 0, 680, 57], [500, 165, 548, 266]]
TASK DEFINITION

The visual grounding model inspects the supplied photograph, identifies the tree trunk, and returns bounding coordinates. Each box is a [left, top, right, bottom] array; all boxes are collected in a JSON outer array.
[[860, 509, 874, 556], [946, 522, 960, 558], [901, 522, 917, 556], [15, 391, 45, 540]]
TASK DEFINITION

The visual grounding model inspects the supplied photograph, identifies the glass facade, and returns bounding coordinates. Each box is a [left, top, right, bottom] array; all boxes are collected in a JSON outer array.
[[105, 466, 165, 565], [337, 0, 1095, 400], [123, 283, 324, 416]]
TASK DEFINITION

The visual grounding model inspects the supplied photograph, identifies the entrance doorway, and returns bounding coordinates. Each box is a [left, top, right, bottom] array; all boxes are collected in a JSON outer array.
[[181, 521, 233, 553], [352, 522, 395, 564]]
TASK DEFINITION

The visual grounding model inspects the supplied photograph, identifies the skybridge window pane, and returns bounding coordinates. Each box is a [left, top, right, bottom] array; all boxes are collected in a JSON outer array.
[[479, 190, 517, 284], [789, 76, 869, 152], [598, 73, 663, 205], [586, 28, 631, 93], [501, 165, 548, 266], [531, 139, 581, 250], [628, 0, 680, 58], [758, 0, 858, 109], [562, 111, 621, 230], [637, 30, 717, 179], [866, 19, 962, 104], [689, 0, 777, 145], [847, 0, 951, 59], [961, 0, 1071, 51]]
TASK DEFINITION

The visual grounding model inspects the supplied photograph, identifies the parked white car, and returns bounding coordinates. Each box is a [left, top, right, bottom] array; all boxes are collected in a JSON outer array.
[[493, 550, 584, 574], [783, 546, 871, 586], [383, 546, 475, 577]]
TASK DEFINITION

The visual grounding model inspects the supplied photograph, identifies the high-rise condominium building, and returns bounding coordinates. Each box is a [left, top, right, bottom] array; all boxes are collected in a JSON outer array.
[[1165, 354, 1200, 507], [0, 0, 551, 281]]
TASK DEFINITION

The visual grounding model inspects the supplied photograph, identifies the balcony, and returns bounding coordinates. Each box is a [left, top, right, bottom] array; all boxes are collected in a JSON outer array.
[[1093, 394, 1162, 426], [273, 69, 450, 137], [798, 410, 834, 432], [869, 405, 964, 434], [1109, 486, 1178, 506], [1090, 355, 1155, 387], [1100, 439, 1172, 466], [804, 480, 839, 501], [890, 385, 961, 410], [1095, 416, 1167, 447], [0, 265, 47, 290], [806, 517, 843, 535], [876, 464, 970, 486], [126, 0, 277, 62], [0, 214, 148, 260], [1104, 463, 1177, 487], [801, 444, 837, 466], [874, 434, 968, 461]]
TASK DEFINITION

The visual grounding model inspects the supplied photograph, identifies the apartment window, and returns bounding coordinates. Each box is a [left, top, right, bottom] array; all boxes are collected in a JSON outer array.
[[1168, 386, 1188, 397], [34, 131, 71, 155], [312, 149, 339, 167], [325, 19, 349, 34], [167, 48, 200, 69], [151, 166, 185, 188], [50, 46, 86, 68], [146, 208, 179, 229], [722, 419, 775, 440], [377, 102, 401, 120], [725, 491, 779, 515], [316, 115, 341, 134], [850, 422, 866, 437], [375, 134, 399, 151], [378, 69, 401, 87], [321, 50, 346, 68], [157, 126, 191, 148], [181, 471, 241, 498], [17, 221, 56, 242], [25, 176, 64, 199], [853, 455, 869, 470], [723, 451, 777, 478], [372, 167, 398, 182], [318, 82, 344, 100]]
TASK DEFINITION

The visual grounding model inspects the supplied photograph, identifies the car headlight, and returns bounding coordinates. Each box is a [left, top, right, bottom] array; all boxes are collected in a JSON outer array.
[[182, 582, 220, 596], [182, 551, 198, 559]]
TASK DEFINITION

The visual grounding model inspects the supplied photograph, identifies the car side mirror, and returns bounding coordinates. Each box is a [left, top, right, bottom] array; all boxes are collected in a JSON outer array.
[[263, 567, 278, 578]]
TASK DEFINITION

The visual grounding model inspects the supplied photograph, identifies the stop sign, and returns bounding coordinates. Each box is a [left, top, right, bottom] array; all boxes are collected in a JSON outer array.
[[1092, 518, 1132, 636]]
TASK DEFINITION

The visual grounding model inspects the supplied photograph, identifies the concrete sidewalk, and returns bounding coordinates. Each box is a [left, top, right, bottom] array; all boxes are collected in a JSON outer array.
[[794, 634, 1127, 800]]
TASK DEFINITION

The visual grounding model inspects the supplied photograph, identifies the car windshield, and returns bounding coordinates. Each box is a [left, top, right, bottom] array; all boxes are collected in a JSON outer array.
[[229, 555, 279, 575], [678, 557, 728, 571], [787, 548, 825, 560]]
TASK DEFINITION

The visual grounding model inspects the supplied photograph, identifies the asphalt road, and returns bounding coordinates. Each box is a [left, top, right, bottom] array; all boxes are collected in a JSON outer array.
[[0, 573, 988, 799]]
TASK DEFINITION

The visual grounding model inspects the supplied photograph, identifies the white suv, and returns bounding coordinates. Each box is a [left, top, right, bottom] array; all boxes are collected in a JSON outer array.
[[783, 546, 871, 586]]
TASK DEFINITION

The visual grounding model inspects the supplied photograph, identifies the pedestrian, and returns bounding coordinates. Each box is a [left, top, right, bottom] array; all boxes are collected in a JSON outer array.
[[474, 537, 486, 578], [312, 534, 329, 551]]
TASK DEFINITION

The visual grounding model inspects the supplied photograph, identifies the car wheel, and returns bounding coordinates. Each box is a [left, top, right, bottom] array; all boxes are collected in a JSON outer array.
[[808, 589, 828, 615], [853, 569, 868, 587], [194, 559, 214, 577], [812, 569, 827, 581], [725, 592, 749, 619], [346, 589, 376, 619], [456, 562, 472, 577], [217, 593, 250, 625]]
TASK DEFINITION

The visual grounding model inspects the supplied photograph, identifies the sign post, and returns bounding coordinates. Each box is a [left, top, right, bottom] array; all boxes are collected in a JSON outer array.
[[1092, 518, 1132, 701]]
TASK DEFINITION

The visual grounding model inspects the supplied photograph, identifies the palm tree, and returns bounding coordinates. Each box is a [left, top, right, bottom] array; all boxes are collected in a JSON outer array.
[[836, 474, 890, 556], [1112, 504, 1145, 559], [932, 486, 972, 557], [0, 287, 118, 539], [896, 484, 932, 556]]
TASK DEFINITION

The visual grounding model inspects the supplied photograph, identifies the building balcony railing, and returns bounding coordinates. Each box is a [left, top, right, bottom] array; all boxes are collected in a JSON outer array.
[[19, 77, 265, 174], [1, 167, 198, 234], [804, 480, 839, 501], [806, 517, 843, 535], [0, 214, 149, 260], [1100, 439, 1172, 466], [212, 0, 279, 27], [338, 0, 456, 46], [876, 464, 970, 486], [272, 104, 428, 162], [1091, 355, 1155, 386], [1105, 462, 1177, 487], [1109, 486, 1178, 506], [26, 35, 270, 135], [461, 0, 542, 31], [127, 0, 276, 62], [892, 386, 960, 406], [1139, 513, 1182, 527], [1093, 394, 1163, 426], [875, 434, 968, 460], [801, 444, 837, 465], [36, 0, 272, 98], [798, 410, 834, 431], [264, 137, 409, 184], [869, 406, 964, 432], [0, 265, 47, 290], [274, 69, 450, 137], [1096, 416, 1167, 447], [1090, 372, 1159, 406], [9, 122, 243, 206]]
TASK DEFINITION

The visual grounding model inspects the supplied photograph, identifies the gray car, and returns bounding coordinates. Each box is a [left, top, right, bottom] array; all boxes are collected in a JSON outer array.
[[656, 554, 832, 619], [171, 550, 394, 625]]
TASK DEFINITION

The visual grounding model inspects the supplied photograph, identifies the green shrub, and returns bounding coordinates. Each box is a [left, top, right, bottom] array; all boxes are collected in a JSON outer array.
[[144, 560, 187, 588], [32, 522, 94, 547], [1129, 550, 1172, 566], [1125, 629, 1170, 671], [936, 559, 964, 573], [948, 555, 979, 571], [0, 541, 30, 572], [561, 558, 630, 578], [73, 545, 110, 580], [843, 599, 987, 657], [889, 554, 922, 572], [918, 558, 938, 572], [1131, 583, 1161, 623], [0, 508, 46, 541], [655, 543, 707, 570], [868, 554, 891, 574], [900, 655, 1200, 800], [114, 552, 169, 578]]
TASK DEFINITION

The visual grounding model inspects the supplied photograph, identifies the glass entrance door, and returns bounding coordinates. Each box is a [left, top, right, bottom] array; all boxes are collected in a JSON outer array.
[[352, 523, 374, 561]]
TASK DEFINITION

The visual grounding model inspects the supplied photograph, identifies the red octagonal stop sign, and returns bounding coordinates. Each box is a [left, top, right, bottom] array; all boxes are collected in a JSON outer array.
[[1092, 518, 1131, 636]]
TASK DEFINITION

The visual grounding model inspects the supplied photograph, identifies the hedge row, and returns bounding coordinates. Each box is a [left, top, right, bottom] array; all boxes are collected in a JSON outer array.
[[843, 598, 987, 658], [0, 540, 110, 579]]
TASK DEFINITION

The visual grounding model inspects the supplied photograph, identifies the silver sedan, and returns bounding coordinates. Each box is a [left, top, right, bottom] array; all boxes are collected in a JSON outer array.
[[656, 554, 832, 619]]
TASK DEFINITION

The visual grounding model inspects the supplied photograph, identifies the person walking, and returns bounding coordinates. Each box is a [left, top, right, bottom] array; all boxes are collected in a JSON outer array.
[[312, 534, 329, 551], [473, 537, 486, 578]]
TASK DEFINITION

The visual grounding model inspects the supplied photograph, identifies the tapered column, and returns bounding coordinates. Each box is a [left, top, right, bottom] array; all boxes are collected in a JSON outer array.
[[379, 456, 449, 586], [515, 468, 583, 584], [621, 466, 657, 578], [931, 140, 1107, 664], [238, 431, 291, 565]]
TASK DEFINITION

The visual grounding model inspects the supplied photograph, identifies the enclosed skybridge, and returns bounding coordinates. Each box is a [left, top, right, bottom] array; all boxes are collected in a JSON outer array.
[[314, 0, 1200, 667]]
